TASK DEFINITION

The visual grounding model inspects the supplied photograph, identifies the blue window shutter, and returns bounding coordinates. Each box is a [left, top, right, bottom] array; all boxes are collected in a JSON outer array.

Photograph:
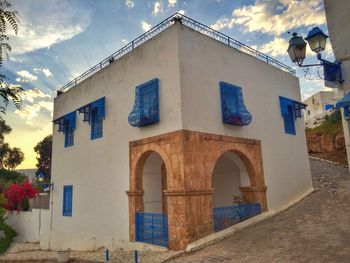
[[279, 96, 306, 135], [283, 105, 296, 135], [91, 107, 103, 140], [63, 185, 73, 217]]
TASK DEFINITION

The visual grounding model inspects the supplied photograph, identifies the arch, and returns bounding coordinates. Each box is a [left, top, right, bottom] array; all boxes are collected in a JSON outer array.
[[132, 144, 173, 192], [211, 151, 251, 208], [208, 146, 259, 188]]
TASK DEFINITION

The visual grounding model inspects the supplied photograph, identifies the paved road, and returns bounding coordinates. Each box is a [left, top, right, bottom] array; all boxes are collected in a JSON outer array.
[[170, 159, 350, 263]]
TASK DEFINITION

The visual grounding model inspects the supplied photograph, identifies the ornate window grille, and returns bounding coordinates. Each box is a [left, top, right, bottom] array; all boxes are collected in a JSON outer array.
[[53, 111, 76, 147], [128, 78, 159, 127], [220, 81, 252, 126]]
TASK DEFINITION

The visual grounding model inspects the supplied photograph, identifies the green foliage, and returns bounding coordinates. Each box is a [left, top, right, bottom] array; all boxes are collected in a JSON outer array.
[[0, 117, 10, 141], [0, 118, 24, 170], [306, 110, 343, 136], [34, 135, 52, 178], [0, 169, 26, 191], [0, 0, 22, 113], [0, 222, 16, 254], [232, 195, 243, 205]]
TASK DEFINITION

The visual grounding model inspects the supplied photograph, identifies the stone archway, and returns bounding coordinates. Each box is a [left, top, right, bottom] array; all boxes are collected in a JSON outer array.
[[127, 130, 267, 250]]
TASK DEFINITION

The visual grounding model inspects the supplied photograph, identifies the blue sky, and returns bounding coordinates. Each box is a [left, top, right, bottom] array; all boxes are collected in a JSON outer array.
[[2, 0, 332, 168]]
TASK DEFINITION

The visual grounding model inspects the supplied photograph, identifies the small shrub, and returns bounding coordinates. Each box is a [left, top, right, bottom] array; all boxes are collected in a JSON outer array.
[[0, 223, 16, 254]]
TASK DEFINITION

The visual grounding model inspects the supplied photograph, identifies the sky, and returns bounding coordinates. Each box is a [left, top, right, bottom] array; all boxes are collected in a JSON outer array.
[[1, 0, 333, 169]]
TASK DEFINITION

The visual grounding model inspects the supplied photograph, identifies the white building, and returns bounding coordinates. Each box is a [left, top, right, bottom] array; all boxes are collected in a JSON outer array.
[[325, 0, 350, 168], [303, 90, 336, 128], [8, 14, 312, 251]]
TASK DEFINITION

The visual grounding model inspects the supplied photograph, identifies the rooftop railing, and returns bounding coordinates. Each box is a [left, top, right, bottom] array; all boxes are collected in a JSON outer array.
[[58, 13, 296, 94]]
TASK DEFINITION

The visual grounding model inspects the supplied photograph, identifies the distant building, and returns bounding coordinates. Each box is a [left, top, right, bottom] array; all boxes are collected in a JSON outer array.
[[303, 91, 336, 128]]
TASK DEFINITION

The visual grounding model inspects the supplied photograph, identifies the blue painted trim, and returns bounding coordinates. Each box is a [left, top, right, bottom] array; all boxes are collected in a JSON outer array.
[[62, 185, 73, 217]]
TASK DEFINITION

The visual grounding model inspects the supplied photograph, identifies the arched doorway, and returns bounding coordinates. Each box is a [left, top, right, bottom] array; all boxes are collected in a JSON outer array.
[[142, 152, 167, 214], [134, 151, 169, 247], [212, 151, 262, 232]]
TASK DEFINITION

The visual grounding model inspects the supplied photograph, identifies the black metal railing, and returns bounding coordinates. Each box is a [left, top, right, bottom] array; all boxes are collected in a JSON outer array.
[[58, 13, 295, 93]]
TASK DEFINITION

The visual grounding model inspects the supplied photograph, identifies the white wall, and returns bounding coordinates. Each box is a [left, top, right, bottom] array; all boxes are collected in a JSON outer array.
[[212, 152, 250, 208], [325, 0, 350, 170], [303, 91, 336, 122], [7, 209, 50, 245], [177, 24, 313, 210], [51, 24, 182, 250], [143, 153, 163, 213]]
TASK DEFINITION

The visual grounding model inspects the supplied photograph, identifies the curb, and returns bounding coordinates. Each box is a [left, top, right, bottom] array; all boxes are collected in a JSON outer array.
[[160, 188, 314, 262], [308, 156, 347, 167]]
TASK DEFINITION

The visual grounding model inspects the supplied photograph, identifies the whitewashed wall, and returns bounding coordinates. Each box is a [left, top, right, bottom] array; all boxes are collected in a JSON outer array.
[[7, 209, 50, 245], [51, 24, 182, 251], [325, 0, 350, 169], [177, 25, 313, 210]]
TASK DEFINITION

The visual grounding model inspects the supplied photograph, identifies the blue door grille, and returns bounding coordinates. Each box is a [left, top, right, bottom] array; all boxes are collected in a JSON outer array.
[[135, 212, 169, 248], [213, 203, 262, 232]]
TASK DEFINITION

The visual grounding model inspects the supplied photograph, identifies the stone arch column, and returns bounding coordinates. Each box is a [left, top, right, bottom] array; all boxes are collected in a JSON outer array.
[[127, 130, 267, 250], [127, 144, 173, 242]]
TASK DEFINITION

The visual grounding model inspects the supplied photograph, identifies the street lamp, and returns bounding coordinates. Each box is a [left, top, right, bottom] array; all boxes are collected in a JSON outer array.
[[36, 173, 53, 192], [287, 27, 343, 86], [305, 27, 328, 54], [287, 32, 307, 66]]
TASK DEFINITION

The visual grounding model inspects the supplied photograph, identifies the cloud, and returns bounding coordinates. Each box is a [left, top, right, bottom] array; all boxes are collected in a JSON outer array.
[[125, 0, 134, 8], [22, 88, 51, 103], [141, 21, 152, 32], [9, 0, 92, 54], [15, 91, 53, 124], [168, 0, 177, 7], [15, 104, 42, 122], [153, 1, 163, 15], [16, 70, 38, 81], [211, 0, 325, 35], [259, 37, 288, 57], [177, 9, 185, 15], [33, 68, 53, 77], [122, 39, 128, 44]]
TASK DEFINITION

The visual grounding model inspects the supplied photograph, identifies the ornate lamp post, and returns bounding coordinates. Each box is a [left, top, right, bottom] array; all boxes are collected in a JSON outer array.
[[287, 27, 343, 85]]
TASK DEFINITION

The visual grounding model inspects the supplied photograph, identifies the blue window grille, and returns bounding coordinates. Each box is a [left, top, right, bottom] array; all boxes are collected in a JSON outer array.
[[64, 121, 74, 147], [279, 96, 307, 135], [91, 107, 103, 139], [53, 111, 76, 147], [128, 78, 159, 127], [213, 203, 261, 232], [62, 185, 73, 217], [77, 97, 105, 140], [220, 81, 252, 126], [135, 212, 168, 247]]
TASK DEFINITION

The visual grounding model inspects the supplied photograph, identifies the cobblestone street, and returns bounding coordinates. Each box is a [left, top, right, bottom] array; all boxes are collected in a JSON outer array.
[[170, 159, 350, 263]]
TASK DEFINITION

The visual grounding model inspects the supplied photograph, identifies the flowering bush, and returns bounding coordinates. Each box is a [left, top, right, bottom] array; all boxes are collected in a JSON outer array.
[[4, 181, 38, 211]]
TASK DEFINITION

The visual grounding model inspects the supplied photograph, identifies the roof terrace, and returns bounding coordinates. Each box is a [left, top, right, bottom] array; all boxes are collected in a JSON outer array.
[[57, 13, 296, 95]]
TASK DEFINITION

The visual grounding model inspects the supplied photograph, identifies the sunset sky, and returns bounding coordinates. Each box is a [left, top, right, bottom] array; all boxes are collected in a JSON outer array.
[[2, 0, 333, 169]]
